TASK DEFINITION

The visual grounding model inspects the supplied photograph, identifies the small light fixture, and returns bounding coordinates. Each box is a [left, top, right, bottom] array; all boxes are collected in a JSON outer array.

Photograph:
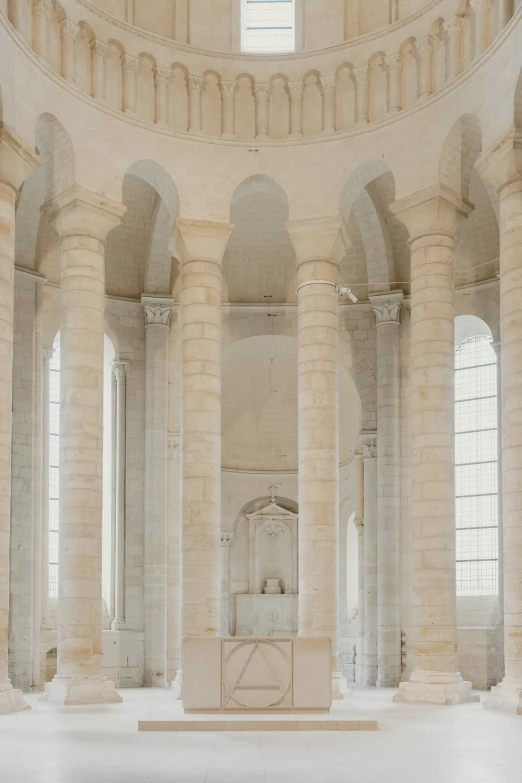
[[338, 286, 358, 304]]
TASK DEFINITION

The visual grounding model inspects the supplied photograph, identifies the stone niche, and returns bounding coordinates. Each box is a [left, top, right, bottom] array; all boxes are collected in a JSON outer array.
[[235, 500, 298, 637]]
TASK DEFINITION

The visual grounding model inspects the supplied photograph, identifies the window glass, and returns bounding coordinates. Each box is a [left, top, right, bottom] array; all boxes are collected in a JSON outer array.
[[242, 0, 295, 53]]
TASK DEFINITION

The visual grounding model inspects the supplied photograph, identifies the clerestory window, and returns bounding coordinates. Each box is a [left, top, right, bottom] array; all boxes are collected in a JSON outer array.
[[455, 334, 499, 596], [241, 0, 296, 53]]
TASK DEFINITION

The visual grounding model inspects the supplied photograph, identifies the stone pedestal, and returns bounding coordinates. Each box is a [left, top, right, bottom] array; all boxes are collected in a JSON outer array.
[[40, 185, 124, 706], [286, 216, 344, 700]]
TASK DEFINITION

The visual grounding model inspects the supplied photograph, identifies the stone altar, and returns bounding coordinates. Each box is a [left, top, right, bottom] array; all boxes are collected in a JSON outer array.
[[182, 636, 332, 713]]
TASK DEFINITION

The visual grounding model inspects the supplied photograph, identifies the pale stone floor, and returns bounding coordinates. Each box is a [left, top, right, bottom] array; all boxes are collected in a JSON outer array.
[[0, 686, 520, 783]]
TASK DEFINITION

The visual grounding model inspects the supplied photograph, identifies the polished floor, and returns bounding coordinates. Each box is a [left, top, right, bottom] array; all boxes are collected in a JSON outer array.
[[0, 685, 520, 783]]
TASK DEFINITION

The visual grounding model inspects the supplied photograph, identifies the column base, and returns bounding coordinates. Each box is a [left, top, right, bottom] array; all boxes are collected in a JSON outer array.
[[221, 131, 236, 140], [289, 131, 303, 139], [40, 675, 122, 706], [256, 132, 269, 140], [168, 669, 182, 700], [0, 680, 31, 714], [110, 619, 127, 631], [393, 670, 479, 705], [483, 677, 522, 715], [332, 671, 351, 700]]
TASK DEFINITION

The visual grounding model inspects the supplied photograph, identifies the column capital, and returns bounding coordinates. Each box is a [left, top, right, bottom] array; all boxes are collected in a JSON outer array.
[[358, 432, 377, 459], [390, 185, 473, 243], [41, 184, 125, 241], [255, 83, 270, 96], [141, 295, 173, 327], [60, 18, 79, 38], [112, 359, 130, 380], [354, 65, 370, 83], [220, 531, 234, 548], [43, 345, 55, 362], [354, 517, 364, 534], [491, 339, 501, 357], [176, 218, 234, 265], [320, 75, 337, 92], [417, 35, 434, 56], [122, 54, 139, 72], [285, 215, 342, 268], [0, 127, 40, 192], [91, 39, 107, 57], [369, 290, 404, 326], [222, 80, 236, 96], [188, 75, 204, 90], [476, 128, 522, 194], [154, 66, 171, 84], [289, 81, 303, 97], [443, 16, 462, 35], [384, 52, 403, 72]]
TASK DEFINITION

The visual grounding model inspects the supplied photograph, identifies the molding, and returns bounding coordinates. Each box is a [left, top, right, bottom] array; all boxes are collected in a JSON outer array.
[[74, 0, 446, 61], [141, 294, 173, 327], [1, 7, 521, 149], [14, 266, 47, 284]]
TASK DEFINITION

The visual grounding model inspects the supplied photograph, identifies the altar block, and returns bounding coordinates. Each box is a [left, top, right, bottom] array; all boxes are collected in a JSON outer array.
[[182, 636, 332, 713]]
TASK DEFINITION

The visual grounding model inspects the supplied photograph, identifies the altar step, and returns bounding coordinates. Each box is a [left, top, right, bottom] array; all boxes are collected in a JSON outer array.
[[138, 700, 378, 732]]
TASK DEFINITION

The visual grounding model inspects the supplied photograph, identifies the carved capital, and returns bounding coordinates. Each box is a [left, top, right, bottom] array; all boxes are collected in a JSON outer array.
[[353, 66, 370, 83], [370, 291, 404, 326], [43, 346, 54, 363], [189, 75, 204, 91], [417, 36, 433, 57], [112, 359, 130, 381], [155, 67, 171, 84], [320, 75, 337, 92], [222, 81, 236, 97], [255, 83, 270, 97], [220, 531, 234, 548], [354, 517, 364, 535], [443, 16, 462, 36], [91, 40, 107, 58], [33, 0, 52, 13], [141, 295, 173, 327], [384, 52, 403, 72], [121, 54, 139, 72], [60, 19, 78, 38], [289, 81, 303, 98], [491, 340, 500, 358], [359, 433, 377, 459]]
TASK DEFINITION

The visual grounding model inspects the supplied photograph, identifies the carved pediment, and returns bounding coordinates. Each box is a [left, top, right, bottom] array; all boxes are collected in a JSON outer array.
[[246, 501, 298, 521]]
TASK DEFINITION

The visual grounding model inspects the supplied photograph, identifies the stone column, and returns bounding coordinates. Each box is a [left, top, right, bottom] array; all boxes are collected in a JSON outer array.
[[370, 292, 403, 687], [476, 0, 493, 56], [499, 0, 514, 28], [122, 55, 138, 115], [142, 296, 172, 686], [32, 0, 51, 60], [40, 346, 54, 630], [8, 0, 24, 32], [0, 128, 38, 714], [177, 219, 234, 642], [353, 448, 365, 685], [289, 82, 303, 138], [40, 185, 123, 705], [478, 131, 522, 714], [417, 37, 433, 100], [90, 40, 106, 100], [385, 53, 403, 115], [354, 66, 370, 126], [391, 187, 476, 705], [360, 433, 378, 687], [188, 76, 203, 134], [220, 532, 234, 636], [255, 84, 270, 140], [155, 68, 170, 126], [321, 76, 336, 135], [286, 215, 344, 699], [111, 360, 129, 631], [221, 82, 236, 139], [444, 17, 462, 80], [60, 20, 77, 84]]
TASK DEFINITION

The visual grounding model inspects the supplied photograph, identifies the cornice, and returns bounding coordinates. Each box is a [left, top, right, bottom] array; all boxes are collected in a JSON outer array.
[[75, 0, 445, 62], [1, 7, 520, 149]]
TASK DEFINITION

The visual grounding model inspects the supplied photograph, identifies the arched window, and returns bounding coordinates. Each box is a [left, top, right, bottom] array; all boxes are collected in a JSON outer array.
[[241, 0, 295, 52], [48, 333, 60, 598], [48, 333, 115, 605], [455, 334, 498, 596]]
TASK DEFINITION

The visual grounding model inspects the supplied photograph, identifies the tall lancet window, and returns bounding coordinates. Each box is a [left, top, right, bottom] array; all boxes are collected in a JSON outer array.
[[455, 334, 499, 596], [48, 332, 60, 598], [242, 0, 295, 52]]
